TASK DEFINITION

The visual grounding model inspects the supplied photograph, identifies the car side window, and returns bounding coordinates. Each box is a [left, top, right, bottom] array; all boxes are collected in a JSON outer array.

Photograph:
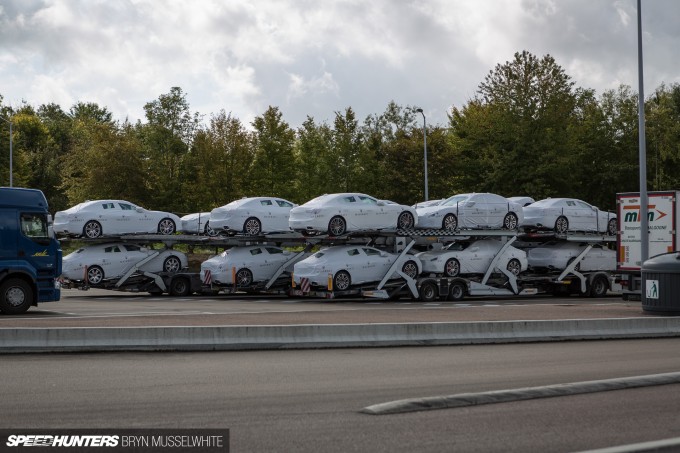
[[119, 203, 134, 210], [250, 248, 263, 255], [358, 196, 377, 205], [576, 201, 591, 209], [343, 196, 356, 203], [566, 200, 577, 207], [104, 246, 121, 253], [276, 200, 293, 208], [101, 203, 115, 209], [260, 200, 273, 206], [265, 247, 283, 254], [362, 248, 381, 256], [125, 245, 141, 252], [346, 249, 360, 256]]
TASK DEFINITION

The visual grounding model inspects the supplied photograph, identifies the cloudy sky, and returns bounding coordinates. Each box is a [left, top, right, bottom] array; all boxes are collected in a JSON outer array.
[[1, 0, 679, 129]]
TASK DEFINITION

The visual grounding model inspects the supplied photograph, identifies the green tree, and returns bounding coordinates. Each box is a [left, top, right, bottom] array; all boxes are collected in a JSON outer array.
[[141, 87, 200, 211], [295, 116, 334, 202], [250, 106, 298, 200]]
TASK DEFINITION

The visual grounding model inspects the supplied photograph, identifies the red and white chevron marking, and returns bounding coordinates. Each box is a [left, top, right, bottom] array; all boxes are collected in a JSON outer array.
[[300, 277, 310, 293], [203, 270, 212, 285]]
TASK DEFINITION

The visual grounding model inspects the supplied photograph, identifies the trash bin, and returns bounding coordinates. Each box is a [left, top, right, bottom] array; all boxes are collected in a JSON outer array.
[[641, 251, 680, 314]]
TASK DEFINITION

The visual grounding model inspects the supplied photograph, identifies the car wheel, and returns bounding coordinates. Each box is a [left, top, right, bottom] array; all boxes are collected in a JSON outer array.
[[589, 276, 609, 298], [243, 217, 262, 236], [554, 216, 569, 234], [169, 276, 191, 297], [205, 221, 218, 237], [448, 281, 466, 301], [328, 216, 347, 236], [235, 268, 253, 287], [442, 214, 457, 230], [158, 218, 176, 235], [83, 220, 102, 238], [419, 280, 438, 302], [163, 255, 182, 273], [397, 212, 415, 229], [503, 212, 519, 229], [401, 260, 419, 279], [333, 270, 351, 291], [506, 258, 522, 276], [607, 218, 617, 236], [444, 258, 460, 277], [86, 266, 105, 286], [0, 278, 33, 315]]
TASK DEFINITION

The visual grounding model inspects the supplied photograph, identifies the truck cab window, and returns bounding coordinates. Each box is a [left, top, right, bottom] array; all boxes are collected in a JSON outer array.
[[20, 213, 50, 244]]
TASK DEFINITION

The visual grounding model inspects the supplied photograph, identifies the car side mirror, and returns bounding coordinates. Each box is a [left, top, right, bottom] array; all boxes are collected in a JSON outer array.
[[592, 206, 598, 211], [380, 251, 388, 257], [377, 201, 385, 206], [469, 247, 479, 252], [136, 207, 144, 213], [466, 202, 476, 207]]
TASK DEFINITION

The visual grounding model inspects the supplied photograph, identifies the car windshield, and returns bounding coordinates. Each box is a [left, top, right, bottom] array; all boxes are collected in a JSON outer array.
[[441, 195, 470, 206], [313, 252, 325, 258], [528, 199, 557, 208], [305, 194, 332, 205], [444, 242, 469, 251]]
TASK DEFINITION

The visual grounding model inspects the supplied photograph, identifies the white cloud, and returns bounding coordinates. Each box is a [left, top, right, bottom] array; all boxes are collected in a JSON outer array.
[[0, 0, 678, 129]]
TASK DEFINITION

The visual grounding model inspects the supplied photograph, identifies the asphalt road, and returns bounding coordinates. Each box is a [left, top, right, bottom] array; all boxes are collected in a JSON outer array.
[[0, 288, 644, 327], [3, 339, 680, 452]]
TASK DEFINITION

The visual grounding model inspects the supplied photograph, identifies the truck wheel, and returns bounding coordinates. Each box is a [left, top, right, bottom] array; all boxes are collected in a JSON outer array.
[[0, 278, 33, 315], [419, 281, 438, 302], [589, 276, 609, 298], [169, 277, 191, 297], [448, 281, 466, 301]]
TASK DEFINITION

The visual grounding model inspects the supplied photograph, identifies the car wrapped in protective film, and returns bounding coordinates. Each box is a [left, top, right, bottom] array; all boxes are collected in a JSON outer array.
[[289, 193, 417, 236], [416, 193, 523, 230], [54, 200, 181, 238], [61, 243, 187, 285], [209, 197, 297, 235], [416, 239, 528, 277], [292, 245, 422, 291], [527, 242, 616, 272], [521, 198, 616, 235]]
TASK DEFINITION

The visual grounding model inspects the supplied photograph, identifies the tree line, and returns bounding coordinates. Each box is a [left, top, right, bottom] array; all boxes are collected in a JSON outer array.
[[1, 50, 679, 214]]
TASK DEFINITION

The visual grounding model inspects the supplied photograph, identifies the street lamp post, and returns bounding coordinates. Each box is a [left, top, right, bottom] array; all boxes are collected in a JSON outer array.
[[416, 108, 428, 201], [0, 115, 12, 187]]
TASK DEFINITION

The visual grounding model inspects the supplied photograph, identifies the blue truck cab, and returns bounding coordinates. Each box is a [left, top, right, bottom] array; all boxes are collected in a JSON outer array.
[[0, 187, 62, 314]]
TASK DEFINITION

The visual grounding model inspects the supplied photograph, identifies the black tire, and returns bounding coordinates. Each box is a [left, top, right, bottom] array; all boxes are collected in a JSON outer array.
[[163, 255, 182, 273], [503, 212, 519, 230], [554, 216, 569, 234], [86, 265, 105, 286], [506, 258, 522, 276], [448, 281, 466, 301], [0, 278, 33, 314], [333, 270, 351, 291], [83, 220, 102, 238], [442, 214, 458, 230], [158, 218, 176, 235], [328, 216, 347, 236], [169, 276, 191, 297], [607, 218, 617, 236], [419, 281, 438, 302], [243, 217, 262, 236], [401, 260, 419, 279], [589, 276, 609, 298], [235, 268, 253, 287], [444, 258, 460, 277], [397, 211, 415, 229]]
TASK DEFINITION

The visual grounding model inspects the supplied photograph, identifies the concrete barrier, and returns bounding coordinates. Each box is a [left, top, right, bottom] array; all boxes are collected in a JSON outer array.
[[2, 317, 680, 353]]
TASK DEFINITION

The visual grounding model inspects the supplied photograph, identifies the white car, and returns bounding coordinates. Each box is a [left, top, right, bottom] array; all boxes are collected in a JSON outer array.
[[180, 212, 217, 236], [416, 193, 524, 230], [61, 243, 188, 285], [416, 239, 528, 277], [200, 246, 308, 287], [527, 242, 617, 272], [293, 245, 422, 291], [54, 200, 181, 238], [289, 193, 417, 236], [521, 198, 617, 235], [209, 197, 297, 235]]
